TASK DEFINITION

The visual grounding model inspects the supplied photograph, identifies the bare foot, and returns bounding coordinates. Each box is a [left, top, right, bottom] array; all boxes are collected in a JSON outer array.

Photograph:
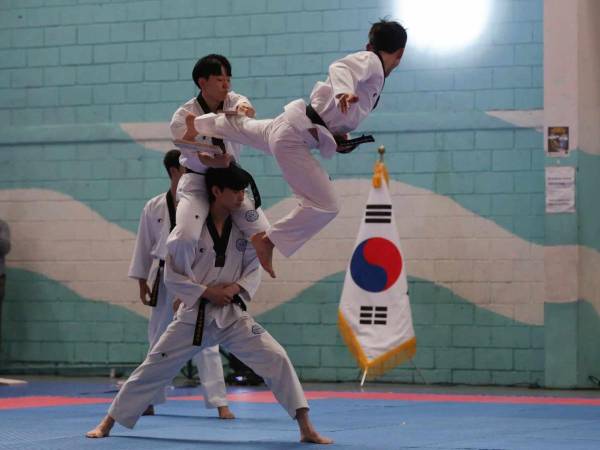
[[85, 415, 115, 439], [251, 232, 275, 278], [217, 405, 235, 419], [296, 408, 333, 444], [142, 404, 155, 416], [300, 431, 334, 444]]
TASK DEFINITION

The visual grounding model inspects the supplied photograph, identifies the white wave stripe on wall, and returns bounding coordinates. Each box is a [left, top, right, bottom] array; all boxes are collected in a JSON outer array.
[[0, 189, 147, 319], [485, 110, 543, 131], [252, 178, 554, 325], [3, 183, 599, 325], [119, 122, 173, 153]]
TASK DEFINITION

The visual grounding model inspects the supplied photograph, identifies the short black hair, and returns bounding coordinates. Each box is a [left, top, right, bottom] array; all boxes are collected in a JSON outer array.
[[192, 54, 232, 89], [205, 164, 251, 202], [163, 149, 181, 179], [369, 20, 407, 53]]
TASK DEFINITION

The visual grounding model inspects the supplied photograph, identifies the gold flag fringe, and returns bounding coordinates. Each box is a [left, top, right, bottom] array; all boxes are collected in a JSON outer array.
[[338, 310, 417, 379], [372, 160, 389, 188]]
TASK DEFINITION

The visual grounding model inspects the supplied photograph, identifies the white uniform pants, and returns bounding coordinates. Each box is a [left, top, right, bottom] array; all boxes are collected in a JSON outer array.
[[147, 273, 227, 409], [166, 173, 269, 288], [109, 315, 308, 429], [195, 114, 340, 257]]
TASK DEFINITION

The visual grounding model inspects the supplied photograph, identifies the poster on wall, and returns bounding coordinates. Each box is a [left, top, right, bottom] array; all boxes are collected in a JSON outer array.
[[547, 126, 569, 156], [545, 166, 575, 213]]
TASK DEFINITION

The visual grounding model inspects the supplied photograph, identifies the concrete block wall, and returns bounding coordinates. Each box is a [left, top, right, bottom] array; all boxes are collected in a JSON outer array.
[[0, 0, 561, 386]]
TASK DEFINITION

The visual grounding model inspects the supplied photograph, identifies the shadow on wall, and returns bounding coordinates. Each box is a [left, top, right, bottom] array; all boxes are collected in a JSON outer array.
[[0, 268, 148, 372], [545, 299, 600, 388], [577, 300, 600, 387], [577, 151, 600, 252]]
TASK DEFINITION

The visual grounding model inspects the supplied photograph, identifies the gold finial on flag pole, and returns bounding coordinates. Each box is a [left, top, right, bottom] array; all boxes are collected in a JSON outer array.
[[372, 145, 389, 188]]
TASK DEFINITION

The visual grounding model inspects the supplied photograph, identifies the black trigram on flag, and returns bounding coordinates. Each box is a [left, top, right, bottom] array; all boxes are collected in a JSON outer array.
[[360, 306, 388, 325], [365, 204, 392, 224]]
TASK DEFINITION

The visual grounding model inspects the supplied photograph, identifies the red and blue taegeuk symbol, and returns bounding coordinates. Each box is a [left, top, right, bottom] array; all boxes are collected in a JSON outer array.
[[350, 237, 402, 293]]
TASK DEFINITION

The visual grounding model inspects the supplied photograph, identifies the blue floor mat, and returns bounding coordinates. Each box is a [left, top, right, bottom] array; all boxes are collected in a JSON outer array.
[[1, 378, 600, 449]]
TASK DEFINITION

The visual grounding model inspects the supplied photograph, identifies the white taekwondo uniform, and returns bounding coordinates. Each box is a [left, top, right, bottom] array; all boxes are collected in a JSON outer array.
[[110, 215, 308, 429], [128, 191, 228, 409], [167, 92, 269, 296], [192, 51, 385, 257]]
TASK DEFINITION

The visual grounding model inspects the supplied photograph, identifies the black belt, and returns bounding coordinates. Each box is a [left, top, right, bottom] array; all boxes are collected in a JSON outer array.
[[193, 294, 247, 346], [305, 104, 375, 154], [306, 103, 327, 128], [185, 167, 205, 175], [148, 260, 165, 307], [192, 298, 208, 346], [148, 190, 176, 308]]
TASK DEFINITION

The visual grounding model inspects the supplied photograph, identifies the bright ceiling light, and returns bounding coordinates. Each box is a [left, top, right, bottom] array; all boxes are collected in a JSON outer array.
[[395, 0, 492, 51]]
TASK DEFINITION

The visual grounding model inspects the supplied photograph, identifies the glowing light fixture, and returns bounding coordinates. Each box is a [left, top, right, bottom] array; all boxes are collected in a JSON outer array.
[[395, 0, 492, 51]]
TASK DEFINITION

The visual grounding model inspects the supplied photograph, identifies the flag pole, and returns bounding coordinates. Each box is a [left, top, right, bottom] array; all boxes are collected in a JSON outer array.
[[360, 368, 369, 387], [410, 359, 429, 384], [359, 145, 385, 390]]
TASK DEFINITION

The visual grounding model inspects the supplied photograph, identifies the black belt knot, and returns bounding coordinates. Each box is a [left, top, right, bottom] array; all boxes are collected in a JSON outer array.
[[305, 104, 374, 154], [192, 294, 247, 346]]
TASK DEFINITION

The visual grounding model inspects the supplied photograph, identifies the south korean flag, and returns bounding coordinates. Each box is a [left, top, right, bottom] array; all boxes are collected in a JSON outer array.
[[338, 171, 416, 379]]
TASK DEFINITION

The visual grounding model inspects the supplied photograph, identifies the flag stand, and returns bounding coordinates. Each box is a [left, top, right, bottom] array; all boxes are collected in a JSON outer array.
[[360, 368, 368, 387]]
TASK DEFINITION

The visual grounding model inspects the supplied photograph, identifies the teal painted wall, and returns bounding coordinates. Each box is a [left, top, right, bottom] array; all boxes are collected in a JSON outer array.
[[4, 0, 597, 388], [1, 268, 148, 369], [261, 273, 544, 385]]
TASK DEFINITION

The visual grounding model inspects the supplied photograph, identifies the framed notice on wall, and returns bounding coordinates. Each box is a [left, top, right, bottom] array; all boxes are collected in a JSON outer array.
[[547, 126, 569, 156]]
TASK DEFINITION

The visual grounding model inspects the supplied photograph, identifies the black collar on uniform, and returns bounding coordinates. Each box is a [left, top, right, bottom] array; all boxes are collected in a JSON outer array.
[[196, 92, 226, 153], [196, 91, 224, 114], [165, 190, 176, 232], [370, 50, 386, 110], [206, 214, 233, 267]]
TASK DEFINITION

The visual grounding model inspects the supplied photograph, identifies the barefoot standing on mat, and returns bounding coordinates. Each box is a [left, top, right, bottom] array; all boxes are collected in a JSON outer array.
[[86, 165, 332, 444]]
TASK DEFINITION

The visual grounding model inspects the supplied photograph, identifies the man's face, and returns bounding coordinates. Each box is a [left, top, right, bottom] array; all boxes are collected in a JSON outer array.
[[213, 186, 246, 211], [379, 47, 405, 77], [198, 66, 230, 103]]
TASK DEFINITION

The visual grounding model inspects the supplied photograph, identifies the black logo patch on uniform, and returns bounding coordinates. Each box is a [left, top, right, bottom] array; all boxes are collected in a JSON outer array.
[[158, 218, 162, 222], [245, 210, 259, 222], [199, 248, 204, 253], [236, 238, 248, 252], [251, 324, 265, 335]]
